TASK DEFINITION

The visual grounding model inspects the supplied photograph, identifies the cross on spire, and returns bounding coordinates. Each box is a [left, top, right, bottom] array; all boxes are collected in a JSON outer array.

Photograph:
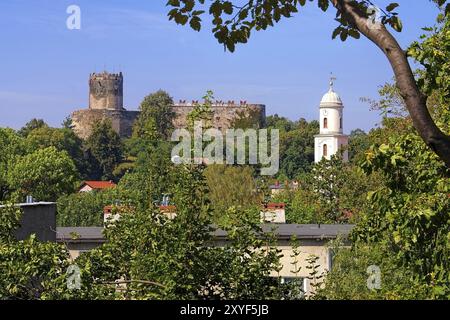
[[329, 73, 337, 91]]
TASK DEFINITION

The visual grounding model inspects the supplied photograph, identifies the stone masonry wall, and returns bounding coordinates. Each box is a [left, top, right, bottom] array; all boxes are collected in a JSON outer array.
[[72, 109, 139, 140], [172, 104, 266, 131], [72, 104, 266, 139]]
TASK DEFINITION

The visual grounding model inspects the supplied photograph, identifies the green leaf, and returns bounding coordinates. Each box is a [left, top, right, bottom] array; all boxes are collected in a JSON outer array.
[[340, 29, 348, 41], [190, 16, 202, 31], [386, 3, 400, 12], [389, 16, 403, 32], [332, 27, 341, 40], [348, 29, 360, 39]]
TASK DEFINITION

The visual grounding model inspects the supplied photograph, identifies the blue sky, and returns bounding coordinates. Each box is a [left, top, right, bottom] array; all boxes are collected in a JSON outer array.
[[0, 0, 440, 132]]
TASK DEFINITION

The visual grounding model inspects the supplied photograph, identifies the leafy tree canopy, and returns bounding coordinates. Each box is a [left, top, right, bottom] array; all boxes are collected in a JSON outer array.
[[7, 146, 78, 202], [84, 120, 124, 181], [133, 90, 176, 142], [18, 118, 48, 137]]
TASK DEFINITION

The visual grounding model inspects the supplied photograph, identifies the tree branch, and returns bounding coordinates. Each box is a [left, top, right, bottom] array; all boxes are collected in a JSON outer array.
[[332, 0, 450, 168], [97, 279, 166, 288]]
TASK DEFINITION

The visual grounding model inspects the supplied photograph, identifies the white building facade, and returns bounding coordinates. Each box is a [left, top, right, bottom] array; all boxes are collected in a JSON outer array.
[[314, 78, 349, 163]]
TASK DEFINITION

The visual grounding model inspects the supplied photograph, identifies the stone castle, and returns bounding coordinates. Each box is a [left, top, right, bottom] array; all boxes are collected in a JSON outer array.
[[72, 72, 266, 139]]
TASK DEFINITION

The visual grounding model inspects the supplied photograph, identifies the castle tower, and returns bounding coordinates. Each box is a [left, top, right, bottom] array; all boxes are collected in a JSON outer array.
[[314, 76, 349, 162], [89, 72, 124, 110]]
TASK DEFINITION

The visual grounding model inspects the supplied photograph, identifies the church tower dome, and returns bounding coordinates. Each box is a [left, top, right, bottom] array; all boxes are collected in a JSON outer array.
[[314, 75, 349, 162], [319, 76, 344, 135], [320, 87, 342, 106]]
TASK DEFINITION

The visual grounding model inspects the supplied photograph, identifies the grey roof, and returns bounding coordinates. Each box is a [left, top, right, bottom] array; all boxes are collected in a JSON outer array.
[[57, 224, 353, 243], [56, 227, 105, 243], [213, 224, 354, 240], [0, 202, 56, 208]]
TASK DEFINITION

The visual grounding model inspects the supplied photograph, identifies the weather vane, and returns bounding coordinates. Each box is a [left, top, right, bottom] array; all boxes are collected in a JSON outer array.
[[330, 73, 337, 90]]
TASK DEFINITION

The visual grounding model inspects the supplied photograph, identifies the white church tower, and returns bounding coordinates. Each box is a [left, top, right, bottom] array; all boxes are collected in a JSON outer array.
[[314, 76, 349, 163]]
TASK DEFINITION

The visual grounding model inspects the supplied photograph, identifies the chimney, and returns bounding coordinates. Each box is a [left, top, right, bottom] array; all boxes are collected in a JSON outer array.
[[260, 203, 286, 224]]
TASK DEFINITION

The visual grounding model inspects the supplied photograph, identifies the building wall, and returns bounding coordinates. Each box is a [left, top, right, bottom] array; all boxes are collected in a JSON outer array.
[[65, 242, 105, 260], [72, 109, 139, 139], [320, 107, 343, 134], [314, 135, 349, 162], [172, 104, 266, 131], [72, 104, 266, 139], [14, 203, 56, 242], [79, 185, 93, 192]]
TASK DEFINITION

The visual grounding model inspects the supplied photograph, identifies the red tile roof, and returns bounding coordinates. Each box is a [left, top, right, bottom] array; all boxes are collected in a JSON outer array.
[[263, 203, 286, 210], [159, 205, 177, 213], [103, 205, 134, 214], [81, 181, 117, 190]]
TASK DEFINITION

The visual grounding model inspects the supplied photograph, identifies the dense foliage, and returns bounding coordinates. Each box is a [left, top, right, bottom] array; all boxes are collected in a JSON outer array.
[[57, 189, 121, 227], [84, 120, 124, 181], [317, 14, 450, 300], [7, 146, 78, 202]]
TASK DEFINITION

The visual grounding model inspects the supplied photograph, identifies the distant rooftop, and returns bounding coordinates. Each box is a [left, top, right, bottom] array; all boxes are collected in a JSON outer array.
[[0, 202, 56, 208], [56, 224, 354, 243], [56, 227, 105, 243], [80, 181, 117, 190]]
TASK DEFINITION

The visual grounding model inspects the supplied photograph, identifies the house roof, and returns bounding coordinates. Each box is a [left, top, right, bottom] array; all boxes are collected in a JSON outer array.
[[56, 227, 105, 243], [56, 224, 354, 243], [81, 181, 116, 190], [159, 205, 177, 213], [0, 202, 56, 208], [263, 203, 286, 210]]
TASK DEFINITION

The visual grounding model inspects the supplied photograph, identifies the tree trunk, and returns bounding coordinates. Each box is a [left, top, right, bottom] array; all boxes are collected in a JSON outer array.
[[332, 0, 450, 168]]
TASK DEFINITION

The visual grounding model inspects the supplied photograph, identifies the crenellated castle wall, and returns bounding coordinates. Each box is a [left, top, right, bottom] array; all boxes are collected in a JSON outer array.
[[71, 72, 266, 139], [171, 101, 266, 131]]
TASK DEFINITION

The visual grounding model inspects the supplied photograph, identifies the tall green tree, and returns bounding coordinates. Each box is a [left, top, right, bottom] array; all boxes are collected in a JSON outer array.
[[266, 114, 295, 132], [133, 90, 175, 141], [186, 90, 214, 130], [119, 141, 175, 210], [57, 189, 121, 227], [0, 128, 28, 201], [18, 118, 48, 137], [348, 128, 369, 163], [204, 164, 262, 225], [84, 120, 123, 180], [278, 119, 318, 178], [26, 126, 86, 178], [7, 146, 78, 202], [355, 133, 450, 298]]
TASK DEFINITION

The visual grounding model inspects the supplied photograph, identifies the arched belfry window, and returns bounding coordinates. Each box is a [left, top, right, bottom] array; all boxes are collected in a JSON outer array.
[[323, 144, 328, 157], [340, 117, 342, 129], [324, 117, 328, 129]]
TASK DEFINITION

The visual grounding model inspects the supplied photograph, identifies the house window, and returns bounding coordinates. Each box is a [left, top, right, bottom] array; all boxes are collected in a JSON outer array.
[[323, 144, 328, 157], [323, 117, 328, 129]]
